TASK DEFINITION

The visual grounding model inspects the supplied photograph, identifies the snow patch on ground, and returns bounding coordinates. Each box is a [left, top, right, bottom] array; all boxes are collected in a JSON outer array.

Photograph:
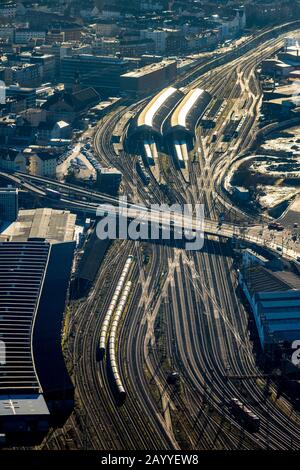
[[257, 185, 300, 209]]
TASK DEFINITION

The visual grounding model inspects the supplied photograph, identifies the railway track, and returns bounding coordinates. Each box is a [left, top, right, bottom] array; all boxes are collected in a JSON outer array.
[[56, 24, 300, 451]]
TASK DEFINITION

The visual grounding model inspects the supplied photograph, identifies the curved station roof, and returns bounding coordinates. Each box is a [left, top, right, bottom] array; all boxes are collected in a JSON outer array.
[[167, 88, 211, 136], [128, 86, 184, 138]]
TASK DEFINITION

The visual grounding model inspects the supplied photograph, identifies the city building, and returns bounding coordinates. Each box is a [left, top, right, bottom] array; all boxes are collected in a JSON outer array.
[[120, 60, 177, 95], [0, 148, 27, 172], [0, 1, 17, 19], [25, 147, 58, 177], [0, 187, 18, 222], [20, 108, 47, 128], [6, 86, 37, 109], [0, 114, 36, 145], [92, 38, 120, 56], [233, 186, 250, 202], [242, 248, 269, 269], [36, 43, 92, 76], [278, 48, 300, 67], [11, 63, 41, 88], [50, 120, 71, 139], [91, 19, 121, 37], [28, 53, 56, 81], [45, 30, 65, 44], [3, 208, 77, 244], [0, 146, 60, 177], [0, 226, 75, 437], [119, 38, 156, 57], [101, 5, 122, 19], [261, 58, 294, 78], [217, 7, 246, 39], [0, 26, 15, 43], [46, 23, 83, 43], [61, 55, 133, 96], [14, 28, 46, 44], [96, 167, 122, 194], [35, 120, 71, 144], [0, 66, 13, 87], [42, 87, 100, 123], [140, 29, 168, 53]]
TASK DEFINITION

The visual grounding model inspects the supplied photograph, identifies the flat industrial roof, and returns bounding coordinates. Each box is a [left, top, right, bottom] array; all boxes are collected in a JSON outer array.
[[247, 265, 300, 295], [2, 208, 76, 243], [121, 60, 176, 79], [0, 394, 49, 416]]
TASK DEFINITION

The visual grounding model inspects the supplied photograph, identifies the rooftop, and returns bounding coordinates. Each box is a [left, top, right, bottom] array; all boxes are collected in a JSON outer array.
[[246, 265, 300, 296], [42, 87, 100, 113], [2, 208, 76, 244], [121, 60, 176, 79], [0, 394, 49, 417]]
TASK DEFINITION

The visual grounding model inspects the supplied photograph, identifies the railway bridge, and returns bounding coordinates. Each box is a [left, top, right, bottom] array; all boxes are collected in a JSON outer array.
[[1, 170, 299, 261]]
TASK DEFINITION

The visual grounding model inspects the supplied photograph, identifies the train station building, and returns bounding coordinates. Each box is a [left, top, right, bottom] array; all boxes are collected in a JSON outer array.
[[166, 88, 211, 146], [126, 86, 211, 165], [126, 86, 184, 161]]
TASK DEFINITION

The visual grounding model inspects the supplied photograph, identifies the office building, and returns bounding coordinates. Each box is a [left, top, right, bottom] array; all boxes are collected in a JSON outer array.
[[6, 85, 37, 108], [0, 237, 75, 437], [61, 54, 133, 96], [0, 187, 18, 222], [0, 208, 77, 439], [120, 60, 177, 95]]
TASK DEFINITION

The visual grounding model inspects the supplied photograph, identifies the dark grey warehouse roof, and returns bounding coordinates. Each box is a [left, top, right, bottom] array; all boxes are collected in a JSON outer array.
[[246, 265, 300, 296]]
